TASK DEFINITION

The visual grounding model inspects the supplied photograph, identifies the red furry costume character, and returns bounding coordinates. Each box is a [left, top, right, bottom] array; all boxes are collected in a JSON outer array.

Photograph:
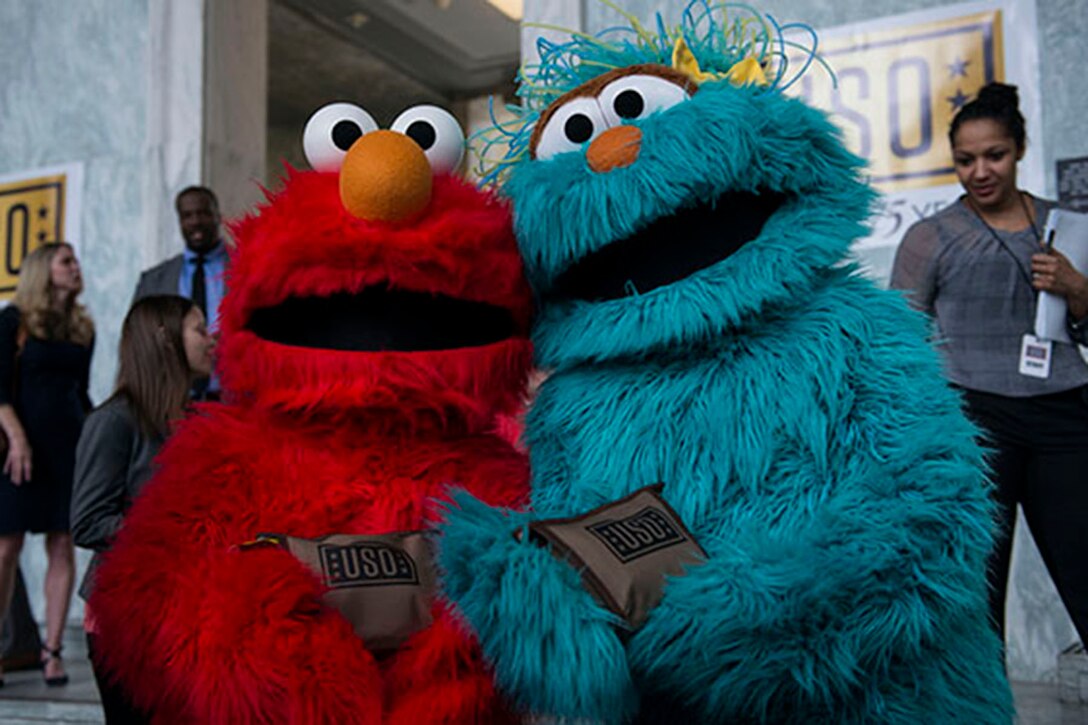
[[90, 104, 532, 723]]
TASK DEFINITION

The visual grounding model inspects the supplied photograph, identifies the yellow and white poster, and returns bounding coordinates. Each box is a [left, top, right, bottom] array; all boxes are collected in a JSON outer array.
[[0, 163, 83, 301], [789, 0, 1043, 282]]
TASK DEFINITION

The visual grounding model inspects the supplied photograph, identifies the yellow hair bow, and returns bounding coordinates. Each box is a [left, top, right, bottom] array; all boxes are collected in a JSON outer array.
[[671, 37, 768, 88]]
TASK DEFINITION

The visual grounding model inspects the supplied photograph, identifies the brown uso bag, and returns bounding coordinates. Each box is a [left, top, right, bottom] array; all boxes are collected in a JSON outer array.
[[527, 484, 705, 629], [243, 531, 435, 652]]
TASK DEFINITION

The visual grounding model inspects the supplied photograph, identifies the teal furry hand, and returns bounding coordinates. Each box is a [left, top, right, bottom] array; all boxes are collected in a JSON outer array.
[[437, 490, 638, 721]]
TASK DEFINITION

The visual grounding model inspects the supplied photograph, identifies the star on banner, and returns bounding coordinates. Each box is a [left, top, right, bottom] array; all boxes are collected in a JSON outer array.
[[948, 58, 970, 78], [947, 89, 970, 111]]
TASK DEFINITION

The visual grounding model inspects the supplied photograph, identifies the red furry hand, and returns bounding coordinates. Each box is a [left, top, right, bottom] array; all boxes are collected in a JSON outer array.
[[192, 547, 385, 723], [93, 515, 384, 723]]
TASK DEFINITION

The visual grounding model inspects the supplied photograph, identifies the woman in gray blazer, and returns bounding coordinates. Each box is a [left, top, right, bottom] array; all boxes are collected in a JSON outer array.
[[71, 295, 212, 723]]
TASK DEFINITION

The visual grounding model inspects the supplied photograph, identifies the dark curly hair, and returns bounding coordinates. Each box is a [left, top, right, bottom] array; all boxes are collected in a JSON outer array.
[[949, 82, 1026, 151]]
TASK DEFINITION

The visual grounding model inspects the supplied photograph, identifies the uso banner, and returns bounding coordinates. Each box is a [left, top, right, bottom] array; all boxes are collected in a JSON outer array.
[[788, 1, 1044, 283], [0, 163, 83, 301]]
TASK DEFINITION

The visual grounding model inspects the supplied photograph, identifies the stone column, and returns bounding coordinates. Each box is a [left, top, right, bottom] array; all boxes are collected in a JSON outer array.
[[203, 0, 268, 225], [144, 0, 267, 266], [144, 0, 205, 268]]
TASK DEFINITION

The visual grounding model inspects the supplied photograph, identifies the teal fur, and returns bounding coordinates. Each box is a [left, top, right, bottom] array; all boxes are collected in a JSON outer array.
[[473, 1, 824, 186], [439, 4, 1011, 722], [438, 491, 638, 721], [509, 84, 868, 365]]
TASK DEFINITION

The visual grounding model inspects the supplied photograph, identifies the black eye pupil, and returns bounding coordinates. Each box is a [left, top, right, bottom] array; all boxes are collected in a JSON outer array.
[[614, 89, 644, 119], [405, 120, 437, 150], [332, 120, 363, 151], [564, 114, 594, 144]]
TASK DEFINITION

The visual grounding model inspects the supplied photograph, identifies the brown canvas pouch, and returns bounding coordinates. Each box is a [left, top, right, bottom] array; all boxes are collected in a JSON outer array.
[[241, 531, 435, 652], [527, 484, 705, 629]]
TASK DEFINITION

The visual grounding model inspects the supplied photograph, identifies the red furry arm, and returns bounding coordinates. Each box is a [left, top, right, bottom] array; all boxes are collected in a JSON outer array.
[[381, 435, 529, 724], [89, 431, 383, 724], [383, 608, 518, 724]]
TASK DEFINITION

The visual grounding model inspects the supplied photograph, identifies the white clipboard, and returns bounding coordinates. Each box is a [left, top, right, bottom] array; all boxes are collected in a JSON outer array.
[[1033, 208, 1088, 343]]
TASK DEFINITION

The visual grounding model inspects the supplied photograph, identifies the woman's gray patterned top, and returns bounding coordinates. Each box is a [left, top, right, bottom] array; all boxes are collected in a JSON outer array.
[[891, 195, 1088, 397]]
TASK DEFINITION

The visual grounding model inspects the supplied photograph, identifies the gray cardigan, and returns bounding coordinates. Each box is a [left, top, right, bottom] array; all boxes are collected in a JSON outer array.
[[71, 395, 163, 600]]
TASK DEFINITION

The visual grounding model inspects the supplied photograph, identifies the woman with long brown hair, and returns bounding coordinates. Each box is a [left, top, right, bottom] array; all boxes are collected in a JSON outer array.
[[71, 294, 212, 723], [0, 242, 94, 687]]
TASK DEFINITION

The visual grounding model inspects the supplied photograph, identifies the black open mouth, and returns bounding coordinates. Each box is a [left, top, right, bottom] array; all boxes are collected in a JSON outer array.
[[548, 189, 786, 302], [247, 287, 516, 352]]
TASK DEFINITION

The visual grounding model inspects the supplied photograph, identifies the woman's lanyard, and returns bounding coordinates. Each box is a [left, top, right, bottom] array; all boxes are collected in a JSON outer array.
[[968, 192, 1056, 380], [966, 192, 1041, 290]]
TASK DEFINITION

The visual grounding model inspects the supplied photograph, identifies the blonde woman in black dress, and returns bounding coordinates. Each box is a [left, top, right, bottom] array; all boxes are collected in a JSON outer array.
[[0, 243, 93, 687]]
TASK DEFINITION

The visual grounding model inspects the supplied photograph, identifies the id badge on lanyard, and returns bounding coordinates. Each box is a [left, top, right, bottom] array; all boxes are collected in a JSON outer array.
[[1019, 333, 1053, 379]]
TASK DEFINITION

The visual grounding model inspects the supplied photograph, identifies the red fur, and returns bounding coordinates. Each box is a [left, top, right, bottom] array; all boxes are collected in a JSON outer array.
[[220, 170, 532, 423], [91, 170, 532, 723]]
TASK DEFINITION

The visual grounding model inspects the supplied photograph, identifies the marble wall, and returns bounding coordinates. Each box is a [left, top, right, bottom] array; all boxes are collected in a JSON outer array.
[[526, 0, 1086, 683], [1, 0, 266, 630], [142, 0, 205, 268], [0, 0, 150, 404], [0, 0, 153, 625]]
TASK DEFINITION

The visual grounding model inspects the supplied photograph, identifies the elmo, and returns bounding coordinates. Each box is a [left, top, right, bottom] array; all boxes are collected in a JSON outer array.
[[439, 6, 1011, 723], [91, 102, 532, 723]]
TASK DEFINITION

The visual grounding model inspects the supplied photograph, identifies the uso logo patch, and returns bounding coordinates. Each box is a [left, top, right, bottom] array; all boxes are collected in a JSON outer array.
[[587, 506, 686, 563], [318, 542, 420, 588]]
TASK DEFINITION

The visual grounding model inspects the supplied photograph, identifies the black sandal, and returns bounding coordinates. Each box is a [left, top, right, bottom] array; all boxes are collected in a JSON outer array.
[[41, 646, 69, 687]]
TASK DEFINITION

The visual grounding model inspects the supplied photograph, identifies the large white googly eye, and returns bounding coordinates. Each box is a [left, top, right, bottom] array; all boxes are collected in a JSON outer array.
[[598, 74, 690, 128], [302, 103, 379, 172], [534, 97, 610, 160], [390, 105, 465, 175]]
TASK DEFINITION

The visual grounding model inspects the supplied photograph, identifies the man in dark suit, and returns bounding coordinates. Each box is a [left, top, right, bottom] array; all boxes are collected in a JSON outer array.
[[134, 186, 227, 397]]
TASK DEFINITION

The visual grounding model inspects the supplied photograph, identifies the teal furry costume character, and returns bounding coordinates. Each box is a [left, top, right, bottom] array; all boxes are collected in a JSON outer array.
[[438, 5, 1011, 722]]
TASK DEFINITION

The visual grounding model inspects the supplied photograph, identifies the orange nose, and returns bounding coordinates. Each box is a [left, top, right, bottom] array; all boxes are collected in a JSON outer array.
[[586, 125, 642, 173], [339, 130, 432, 222]]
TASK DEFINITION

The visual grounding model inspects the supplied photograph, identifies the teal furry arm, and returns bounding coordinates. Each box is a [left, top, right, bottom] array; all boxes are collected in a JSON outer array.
[[628, 485, 1001, 721], [437, 490, 638, 721], [624, 336, 1010, 722]]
